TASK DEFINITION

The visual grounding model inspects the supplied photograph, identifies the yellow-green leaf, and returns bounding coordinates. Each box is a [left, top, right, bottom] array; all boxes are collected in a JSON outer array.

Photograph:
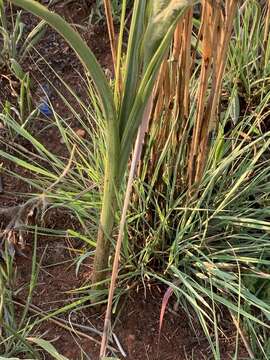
[[27, 337, 69, 360]]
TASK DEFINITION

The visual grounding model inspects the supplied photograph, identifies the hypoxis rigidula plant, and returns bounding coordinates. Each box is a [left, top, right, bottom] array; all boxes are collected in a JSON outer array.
[[9, 0, 192, 287]]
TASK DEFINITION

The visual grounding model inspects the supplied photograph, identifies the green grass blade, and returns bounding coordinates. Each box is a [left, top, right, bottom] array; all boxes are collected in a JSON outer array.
[[27, 338, 68, 360], [10, 0, 115, 122]]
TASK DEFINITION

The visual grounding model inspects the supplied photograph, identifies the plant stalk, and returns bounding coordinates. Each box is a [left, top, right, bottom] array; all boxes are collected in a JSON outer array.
[[99, 95, 153, 358], [92, 119, 120, 288]]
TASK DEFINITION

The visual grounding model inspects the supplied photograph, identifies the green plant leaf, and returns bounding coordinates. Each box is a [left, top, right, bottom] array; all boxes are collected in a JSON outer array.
[[119, 2, 189, 175], [143, 0, 190, 67], [10, 0, 115, 122], [10, 58, 25, 80], [21, 19, 47, 58], [27, 337, 69, 360], [119, 0, 147, 135]]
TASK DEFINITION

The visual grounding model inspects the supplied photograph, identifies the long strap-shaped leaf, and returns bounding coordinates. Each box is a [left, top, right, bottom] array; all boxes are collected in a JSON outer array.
[[118, 0, 147, 136], [119, 3, 190, 175], [10, 0, 116, 122]]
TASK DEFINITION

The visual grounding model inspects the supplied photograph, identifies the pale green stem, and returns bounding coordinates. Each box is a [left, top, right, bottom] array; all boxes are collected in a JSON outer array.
[[92, 119, 120, 287]]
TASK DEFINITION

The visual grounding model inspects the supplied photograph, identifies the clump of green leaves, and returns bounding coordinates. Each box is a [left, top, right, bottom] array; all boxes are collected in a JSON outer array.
[[0, 1, 46, 79], [89, 0, 132, 25]]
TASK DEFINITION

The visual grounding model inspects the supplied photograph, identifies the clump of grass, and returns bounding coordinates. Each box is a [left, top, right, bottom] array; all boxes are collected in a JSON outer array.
[[0, 1, 46, 77], [89, 0, 132, 25], [0, 0, 270, 359]]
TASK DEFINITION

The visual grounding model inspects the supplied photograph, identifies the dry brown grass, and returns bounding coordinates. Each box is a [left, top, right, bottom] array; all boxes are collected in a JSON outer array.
[[143, 1, 239, 194]]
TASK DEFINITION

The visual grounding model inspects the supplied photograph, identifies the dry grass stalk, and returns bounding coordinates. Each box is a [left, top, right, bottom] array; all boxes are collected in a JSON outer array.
[[262, 0, 270, 68], [175, 7, 193, 124], [188, 0, 238, 189], [188, 0, 214, 187], [100, 95, 154, 358], [230, 311, 255, 359], [142, 1, 237, 195], [144, 7, 193, 187]]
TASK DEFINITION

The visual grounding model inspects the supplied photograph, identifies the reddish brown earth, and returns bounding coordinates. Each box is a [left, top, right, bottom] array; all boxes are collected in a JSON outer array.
[[0, 2, 249, 359], [14, 234, 247, 360]]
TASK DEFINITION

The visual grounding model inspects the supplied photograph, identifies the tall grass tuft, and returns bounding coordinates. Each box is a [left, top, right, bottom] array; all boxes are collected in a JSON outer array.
[[8, 0, 192, 289], [0, 0, 270, 358]]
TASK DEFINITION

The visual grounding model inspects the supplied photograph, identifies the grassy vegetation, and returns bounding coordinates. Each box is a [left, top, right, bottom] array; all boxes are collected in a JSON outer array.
[[89, 0, 132, 25], [0, 1, 45, 75], [0, 0, 270, 359]]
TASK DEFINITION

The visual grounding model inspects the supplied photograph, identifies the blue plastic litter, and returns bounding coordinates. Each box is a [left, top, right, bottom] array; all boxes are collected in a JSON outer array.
[[38, 101, 53, 116], [38, 84, 53, 116], [41, 84, 52, 97]]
